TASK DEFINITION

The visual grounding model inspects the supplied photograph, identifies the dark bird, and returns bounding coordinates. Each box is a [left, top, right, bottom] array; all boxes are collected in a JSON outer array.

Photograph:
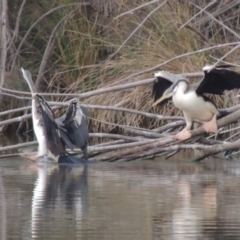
[[152, 65, 240, 140], [21, 68, 88, 163], [56, 98, 89, 160]]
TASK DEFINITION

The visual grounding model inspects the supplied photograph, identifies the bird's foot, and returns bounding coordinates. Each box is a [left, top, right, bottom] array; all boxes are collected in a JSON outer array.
[[174, 129, 191, 140], [203, 120, 218, 133], [20, 152, 43, 162]]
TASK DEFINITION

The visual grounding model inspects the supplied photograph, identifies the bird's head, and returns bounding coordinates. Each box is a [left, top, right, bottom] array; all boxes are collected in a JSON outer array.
[[70, 97, 80, 106], [152, 79, 188, 106], [202, 64, 215, 73]]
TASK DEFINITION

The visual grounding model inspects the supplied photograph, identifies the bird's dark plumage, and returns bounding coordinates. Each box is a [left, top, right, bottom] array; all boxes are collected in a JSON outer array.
[[34, 94, 63, 157], [60, 98, 89, 160], [196, 65, 240, 96], [152, 74, 173, 103], [21, 68, 88, 163], [34, 94, 87, 164], [152, 71, 187, 104]]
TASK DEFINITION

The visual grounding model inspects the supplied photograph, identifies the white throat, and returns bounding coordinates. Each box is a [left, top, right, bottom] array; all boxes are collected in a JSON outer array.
[[173, 81, 188, 95]]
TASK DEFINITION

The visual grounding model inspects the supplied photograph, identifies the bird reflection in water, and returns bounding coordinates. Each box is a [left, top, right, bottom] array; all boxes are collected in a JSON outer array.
[[31, 164, 88, 238]]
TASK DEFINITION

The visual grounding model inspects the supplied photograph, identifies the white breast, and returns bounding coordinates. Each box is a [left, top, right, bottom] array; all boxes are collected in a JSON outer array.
[[32, 100, 48, 156], [173, 89, 218, 122]]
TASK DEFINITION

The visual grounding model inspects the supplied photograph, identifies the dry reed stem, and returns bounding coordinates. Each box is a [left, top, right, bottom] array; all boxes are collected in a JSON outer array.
[[11, 2, 90, 71], [110, 42, 240, 86], [107, 0, 167, 61], [0, 0, 8, 104], [114, 0, 161, 19], [36, 10, 76, 89], [178, 0, 217, 30], [191, 2, 240, 40]]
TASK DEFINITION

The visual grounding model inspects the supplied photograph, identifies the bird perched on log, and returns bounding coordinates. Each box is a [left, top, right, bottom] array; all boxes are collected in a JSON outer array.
[[152, 64, 240, 140], [21, 68, 88, 163]]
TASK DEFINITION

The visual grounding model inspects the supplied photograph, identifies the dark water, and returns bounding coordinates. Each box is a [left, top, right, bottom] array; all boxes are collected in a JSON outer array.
[[1, 157, 240, 240]]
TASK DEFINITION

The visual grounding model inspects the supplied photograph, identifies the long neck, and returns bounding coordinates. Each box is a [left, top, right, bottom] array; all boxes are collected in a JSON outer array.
[[174, 81, 189, 95], [21, 68, 37, 93]]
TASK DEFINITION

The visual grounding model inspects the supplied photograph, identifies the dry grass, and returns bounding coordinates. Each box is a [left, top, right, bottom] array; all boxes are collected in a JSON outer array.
[[3, 0, 240, 133]]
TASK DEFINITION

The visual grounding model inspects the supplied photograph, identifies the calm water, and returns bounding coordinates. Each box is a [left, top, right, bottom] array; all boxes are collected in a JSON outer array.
[[1, 156, 240, 240]]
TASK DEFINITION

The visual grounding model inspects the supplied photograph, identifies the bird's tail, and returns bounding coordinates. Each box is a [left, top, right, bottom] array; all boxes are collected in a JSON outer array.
[[58, 153, 88, 164], [217, 110, 232, 120]]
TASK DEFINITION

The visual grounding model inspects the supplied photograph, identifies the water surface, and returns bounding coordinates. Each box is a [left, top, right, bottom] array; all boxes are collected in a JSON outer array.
[[1, 157, 240, 239]]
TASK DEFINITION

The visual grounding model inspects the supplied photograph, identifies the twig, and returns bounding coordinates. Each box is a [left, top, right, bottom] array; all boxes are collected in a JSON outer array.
[[13, 0, 26, 42], [153, 120, 185, 133], [178, 0, 217, 30], [191, 139, 240, 162], [2, 71, 205, 99], [107, 0, 167, 61], [214, 44, 240, 67], [114, 0, 161, 19], [89, 133, 144, 142], [1, 77, 154, 98], [0, 141, 37, 152], [0, 106, 30, 117], [85, 104, 184, 121], [0, 91, 31, 100], [191, 2, 240, 41], [11, 2, 90, 70], [92, 140, 125, 147], [123, 128, 165, 139], [36, 10, 75, 89], [108, 42, 240, 85]]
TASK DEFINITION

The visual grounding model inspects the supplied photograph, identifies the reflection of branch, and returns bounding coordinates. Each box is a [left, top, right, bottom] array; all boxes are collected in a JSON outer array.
[[0, 175, 7, 240]]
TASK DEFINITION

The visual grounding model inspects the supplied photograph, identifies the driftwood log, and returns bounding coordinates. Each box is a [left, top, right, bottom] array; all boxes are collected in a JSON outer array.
[[0, 73, 240, 162]]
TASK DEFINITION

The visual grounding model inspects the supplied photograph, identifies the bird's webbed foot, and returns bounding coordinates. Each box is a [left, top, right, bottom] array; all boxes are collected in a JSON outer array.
[[174, 128, 192, 140], [203, 118, 218, 133]]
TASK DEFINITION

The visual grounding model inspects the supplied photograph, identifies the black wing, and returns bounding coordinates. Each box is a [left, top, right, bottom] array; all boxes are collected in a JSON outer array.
[[196, 65, 240, 96], [152, 76, 173, 102], [56, 115, 75, 150], [37, 94, 65, 157], [80, 105, 89, 117], [62, 99, 89, 158], [152, 71, 183, 105]]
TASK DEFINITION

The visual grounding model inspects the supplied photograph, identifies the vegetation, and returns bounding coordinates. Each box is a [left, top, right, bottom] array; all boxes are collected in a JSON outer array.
[[1, 0, 240, 160]]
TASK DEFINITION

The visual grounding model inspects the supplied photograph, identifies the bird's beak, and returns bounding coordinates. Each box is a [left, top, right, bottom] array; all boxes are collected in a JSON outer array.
[[152, 93, 172, 107]]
